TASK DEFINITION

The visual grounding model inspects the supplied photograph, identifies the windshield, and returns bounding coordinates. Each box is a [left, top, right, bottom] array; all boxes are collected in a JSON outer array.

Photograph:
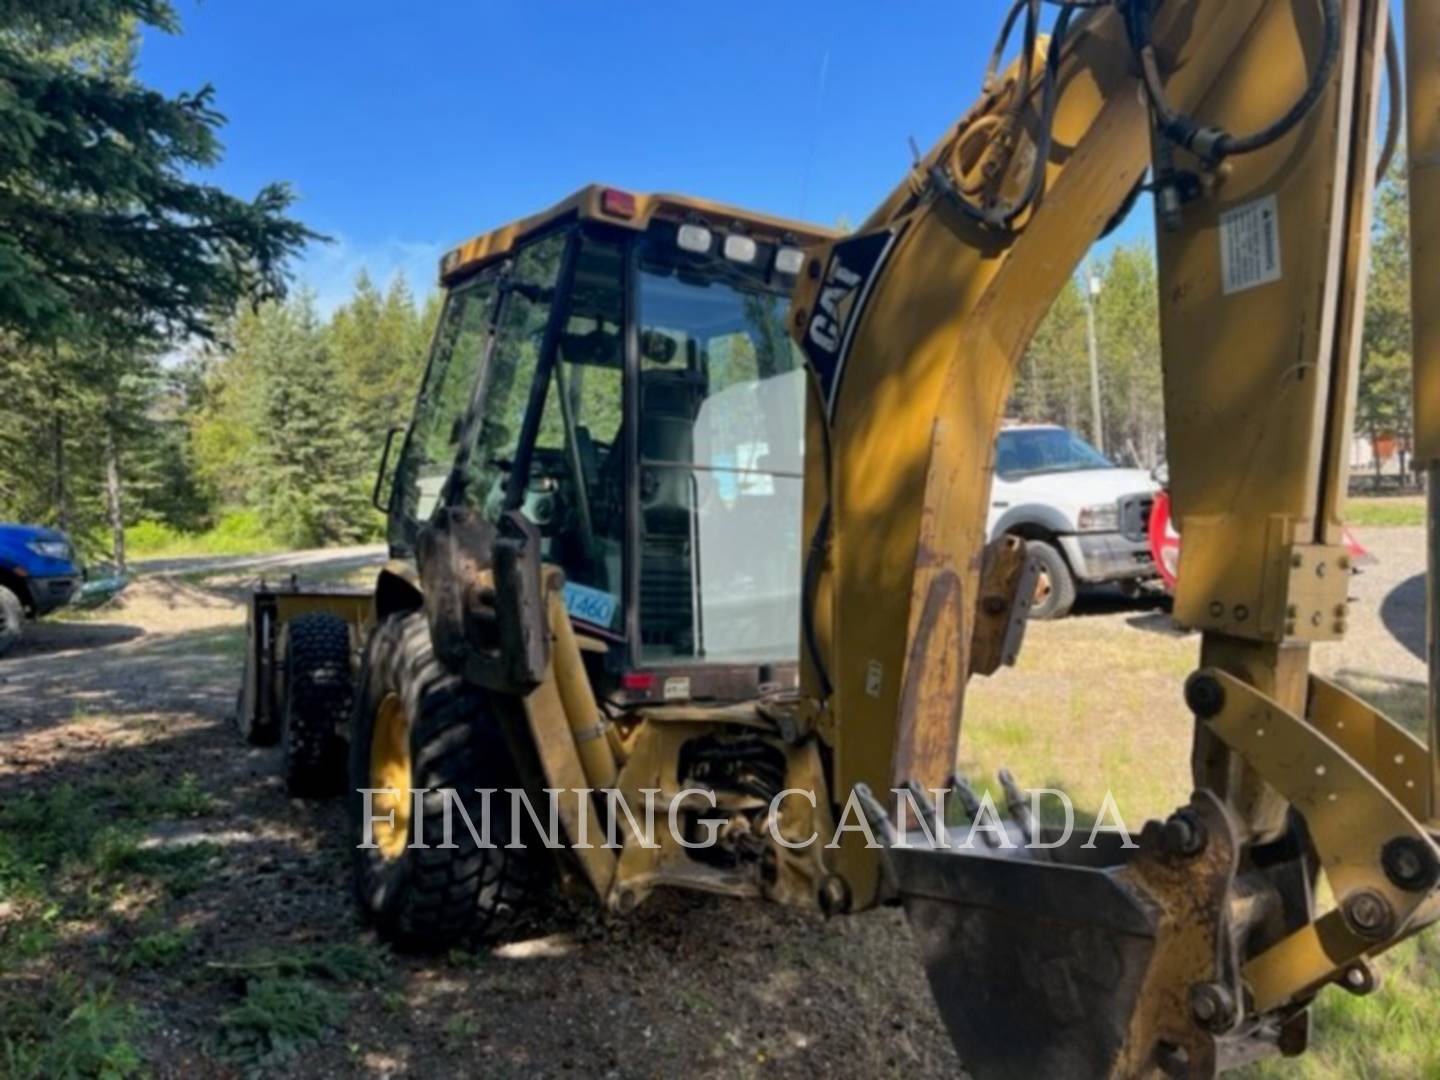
[[635, 239, 805, 665], [387, 264, 503, 549], [995, 427, 1114, 479], [386, 233, 568, 550], [449, 231, 569, 517]]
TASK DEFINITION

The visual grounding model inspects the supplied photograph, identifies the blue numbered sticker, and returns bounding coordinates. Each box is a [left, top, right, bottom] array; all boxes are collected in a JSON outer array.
[[563, 582, 619, 629]]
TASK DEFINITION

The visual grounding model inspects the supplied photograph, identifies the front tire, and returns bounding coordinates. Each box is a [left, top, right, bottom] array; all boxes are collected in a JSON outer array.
[[1026, 540, 1077, 621], [282, 613, 353, 797], [349, 611, 536, 948]]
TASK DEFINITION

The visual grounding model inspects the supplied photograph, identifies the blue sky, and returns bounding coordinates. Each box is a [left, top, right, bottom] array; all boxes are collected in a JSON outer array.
[[136, 1, 1062, 309], [139, 2, 1401, 312]]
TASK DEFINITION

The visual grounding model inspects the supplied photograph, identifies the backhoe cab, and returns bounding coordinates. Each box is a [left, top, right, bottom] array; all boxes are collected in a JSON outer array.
[[324, 188, 859, 945], [382, 186, 833, 701]]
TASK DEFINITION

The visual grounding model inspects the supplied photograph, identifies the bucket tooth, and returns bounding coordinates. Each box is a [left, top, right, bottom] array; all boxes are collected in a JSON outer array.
[[949, 772, 985, 821], [997, 767, 1035, 844]]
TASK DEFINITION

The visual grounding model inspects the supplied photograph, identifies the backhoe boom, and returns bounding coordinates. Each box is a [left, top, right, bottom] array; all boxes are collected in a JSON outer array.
[[789, 0, 1439, 1074]]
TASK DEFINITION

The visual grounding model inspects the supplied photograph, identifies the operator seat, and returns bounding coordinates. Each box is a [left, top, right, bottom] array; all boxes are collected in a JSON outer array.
[[638, 331, 703, 534], [635, 329, 703, 655]]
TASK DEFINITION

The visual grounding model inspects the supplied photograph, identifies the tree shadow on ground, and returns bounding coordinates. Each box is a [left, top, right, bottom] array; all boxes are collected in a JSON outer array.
[[1380, 573, 1425, 662], [0, 625, 242, 740], [1063, 584, 1186, 638], [3, 620, 145, 661]]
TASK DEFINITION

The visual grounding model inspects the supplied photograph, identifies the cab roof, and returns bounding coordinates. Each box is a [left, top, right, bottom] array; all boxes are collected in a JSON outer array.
[[439, 184, 837, 285]]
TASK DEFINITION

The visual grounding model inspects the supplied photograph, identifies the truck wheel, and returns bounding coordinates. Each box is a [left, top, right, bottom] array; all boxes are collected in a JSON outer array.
[[349, 611, 537, 949], [1026, 540, 1076, 620], [0, 585, 21, 656], [282, 613, 353, 797]]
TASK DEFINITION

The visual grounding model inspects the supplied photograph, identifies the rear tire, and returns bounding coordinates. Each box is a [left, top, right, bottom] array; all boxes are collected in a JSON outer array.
[[349, 611, 537, 949], [282, 613, 353, 797], [0, 585, 21, 656], [1026, 540, 1076, 621]]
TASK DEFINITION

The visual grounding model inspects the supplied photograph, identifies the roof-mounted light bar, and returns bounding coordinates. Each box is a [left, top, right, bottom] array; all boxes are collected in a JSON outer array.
[[774, 247, 805, 275], [723, 234, 758, 264], [677, 223, 713, 253]]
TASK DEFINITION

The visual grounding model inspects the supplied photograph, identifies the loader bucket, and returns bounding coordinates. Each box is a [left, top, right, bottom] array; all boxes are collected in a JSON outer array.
[[887, 841, 1160, 1079]]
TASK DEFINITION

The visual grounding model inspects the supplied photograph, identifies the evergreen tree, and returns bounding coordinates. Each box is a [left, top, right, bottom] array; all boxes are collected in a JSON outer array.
[[0, 0, 318, 347], [1094, 246, 1163, 467], [1013, 276, 1088, 430], [329, 272, 433, 456], [248, 295, 376, 547], [1358, 159, 1413, 481]]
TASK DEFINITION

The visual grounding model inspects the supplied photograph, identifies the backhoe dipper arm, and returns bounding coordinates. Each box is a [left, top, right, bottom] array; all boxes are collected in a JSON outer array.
[[790, 0, 1438, 1075]]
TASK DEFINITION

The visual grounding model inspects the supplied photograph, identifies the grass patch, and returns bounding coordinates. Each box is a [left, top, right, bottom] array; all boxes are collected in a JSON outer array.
[[216, 975, 347, 1070], [0, 785, 104, 900], [96, 838, 222, 898], [1242, 934, 1440, 1079], [1, 980, 147, 1079], [0, 784, 224, 968], [212, 941, 390, 985], [1345, 496, 1425, 528], [211, 943, 386, 1068], [112, 926, 194, 972], [126, 510, 288, 560], [95, 771, 218, 820], [961, 611, 1197, 827]]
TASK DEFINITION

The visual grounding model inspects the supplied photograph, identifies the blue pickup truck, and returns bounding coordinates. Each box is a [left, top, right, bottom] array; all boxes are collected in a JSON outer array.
[[0, 523, 83, 654]]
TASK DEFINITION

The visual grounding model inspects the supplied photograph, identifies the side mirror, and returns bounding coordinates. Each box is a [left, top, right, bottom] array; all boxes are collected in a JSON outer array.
[[372, 426, 407, 513]]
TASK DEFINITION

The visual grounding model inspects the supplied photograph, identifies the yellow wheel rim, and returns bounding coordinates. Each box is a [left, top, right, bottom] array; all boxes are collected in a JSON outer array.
[[369, 693, 412, 859]]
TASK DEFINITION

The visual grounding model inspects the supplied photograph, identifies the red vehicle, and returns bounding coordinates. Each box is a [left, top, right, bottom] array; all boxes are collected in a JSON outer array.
[[1148, 491, 1370, 592]]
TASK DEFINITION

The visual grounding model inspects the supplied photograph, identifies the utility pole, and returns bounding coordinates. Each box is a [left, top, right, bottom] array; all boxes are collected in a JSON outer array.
[[1081, 262, 1105, 453]]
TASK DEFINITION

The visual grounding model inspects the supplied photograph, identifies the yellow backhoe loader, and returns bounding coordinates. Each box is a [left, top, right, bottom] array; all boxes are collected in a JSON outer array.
[[235, 0, 1440, 1073]]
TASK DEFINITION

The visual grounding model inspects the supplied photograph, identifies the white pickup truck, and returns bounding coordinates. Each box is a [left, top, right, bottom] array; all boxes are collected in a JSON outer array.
[[988, 424, 1159, 619]]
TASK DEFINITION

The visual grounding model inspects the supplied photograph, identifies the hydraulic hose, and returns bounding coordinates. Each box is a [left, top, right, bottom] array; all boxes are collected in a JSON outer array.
[[1125, 0, 1341, 161], [940, 1, 1074, 230], [1377, 18, 1401, 184]]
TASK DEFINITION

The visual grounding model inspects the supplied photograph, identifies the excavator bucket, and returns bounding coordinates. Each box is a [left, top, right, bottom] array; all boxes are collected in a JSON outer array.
[[858, 785, 1252, 1079], [891, 842, 1159, 1079]]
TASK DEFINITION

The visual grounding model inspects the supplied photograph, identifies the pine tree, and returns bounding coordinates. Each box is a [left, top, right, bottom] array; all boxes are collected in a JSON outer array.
[[249, 295, 377, 547], [1094, 246, 1163, 468], [1014, 277, 1088, 429], [0, 1, 318, 347], [329, 272, 436, 462], [1358, 158, 1413, 483]]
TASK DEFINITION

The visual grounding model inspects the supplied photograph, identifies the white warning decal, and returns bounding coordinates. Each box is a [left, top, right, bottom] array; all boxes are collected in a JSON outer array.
[[864, 660, 883, 698], [1219, 194, 1282, 295]]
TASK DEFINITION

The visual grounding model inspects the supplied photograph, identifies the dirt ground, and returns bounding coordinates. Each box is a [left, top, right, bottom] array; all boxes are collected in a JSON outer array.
[[0, 528, 1425, 1077], [0, 550, 958, 1078]]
